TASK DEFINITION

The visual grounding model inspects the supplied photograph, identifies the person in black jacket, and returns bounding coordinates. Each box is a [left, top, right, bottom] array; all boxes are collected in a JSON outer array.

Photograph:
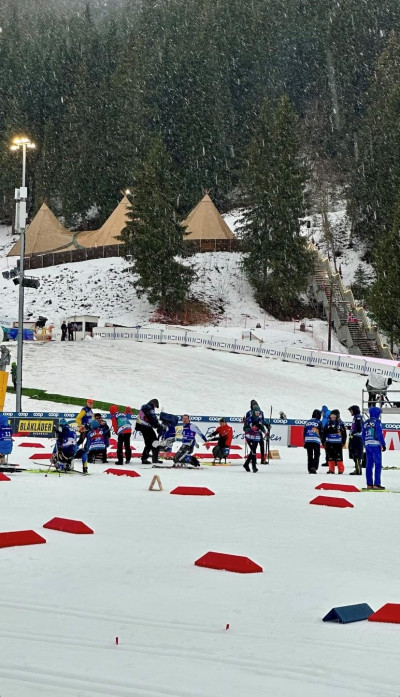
[[348, 405, 364, 475], [136, 399, 163, 464], [321, 409, 347, 474]]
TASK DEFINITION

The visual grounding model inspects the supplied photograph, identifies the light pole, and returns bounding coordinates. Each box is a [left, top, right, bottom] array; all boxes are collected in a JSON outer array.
[[327, 279, 333, 352], [9, 136, 36, 412]]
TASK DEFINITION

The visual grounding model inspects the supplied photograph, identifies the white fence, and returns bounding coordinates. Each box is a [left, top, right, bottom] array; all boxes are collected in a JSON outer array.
[[92, 326, 400, 381]]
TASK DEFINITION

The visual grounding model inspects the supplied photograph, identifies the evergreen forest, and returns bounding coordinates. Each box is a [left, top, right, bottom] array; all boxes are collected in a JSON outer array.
[[2, 0, 400, 320]]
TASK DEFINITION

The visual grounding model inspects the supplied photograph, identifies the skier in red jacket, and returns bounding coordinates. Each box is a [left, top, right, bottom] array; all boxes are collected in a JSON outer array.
[[207, 418, 233, 463]]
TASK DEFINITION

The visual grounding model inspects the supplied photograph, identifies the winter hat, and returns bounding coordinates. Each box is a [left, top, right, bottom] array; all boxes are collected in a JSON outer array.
[[109, 405, 118, 414], [250, 400, 260, 410], [87, 399, 94, 406], [125, 406, 132, 414], [312, 409, 322, 419], [90, 419, 100, 429], [348, 405, 360, 415], [149, 399, 159, 408], [369, 406, 381, 419], [330, 409, 340, 417]]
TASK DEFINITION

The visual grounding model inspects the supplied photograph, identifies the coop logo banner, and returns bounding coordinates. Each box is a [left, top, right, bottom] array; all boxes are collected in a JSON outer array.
[[17, 418, 55, 435]]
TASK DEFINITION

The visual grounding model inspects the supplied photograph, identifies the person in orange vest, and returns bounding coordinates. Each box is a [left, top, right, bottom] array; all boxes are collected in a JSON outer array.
[[207, 418, 233, 463]]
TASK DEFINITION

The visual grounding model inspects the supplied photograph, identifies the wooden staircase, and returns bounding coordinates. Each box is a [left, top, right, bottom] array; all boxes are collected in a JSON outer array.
[[313, 267, 382, 359]]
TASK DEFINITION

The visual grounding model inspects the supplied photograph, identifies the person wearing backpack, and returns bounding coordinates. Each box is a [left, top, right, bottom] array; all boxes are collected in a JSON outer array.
[[363, 407, 386, 490]]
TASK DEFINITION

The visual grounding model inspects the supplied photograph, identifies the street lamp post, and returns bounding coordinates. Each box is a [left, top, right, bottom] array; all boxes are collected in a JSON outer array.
[[9, 136, 36, 412], [327, 279, 333, 352]]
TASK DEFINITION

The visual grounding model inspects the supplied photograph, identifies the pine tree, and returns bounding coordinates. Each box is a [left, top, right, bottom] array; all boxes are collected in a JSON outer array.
[[367, 188, 400, 351], [349, 31, 400, 244], [240, 95, 314, 319], [351, 264, 370, 301], [121, 135, 194, 313]]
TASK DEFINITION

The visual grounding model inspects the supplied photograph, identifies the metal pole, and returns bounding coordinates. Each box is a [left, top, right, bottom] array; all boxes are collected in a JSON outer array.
[[328, 280, 333, 352], [21, 143, 26, 188], [16, 144, 27, 412]]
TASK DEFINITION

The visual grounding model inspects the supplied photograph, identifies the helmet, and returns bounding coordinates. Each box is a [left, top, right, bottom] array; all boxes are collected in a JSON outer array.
[[109, 405, 118, 414]]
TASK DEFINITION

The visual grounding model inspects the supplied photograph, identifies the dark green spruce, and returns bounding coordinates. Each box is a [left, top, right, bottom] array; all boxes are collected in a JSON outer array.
[[240, 96, 315, 319], [121, 135, 194, 313]]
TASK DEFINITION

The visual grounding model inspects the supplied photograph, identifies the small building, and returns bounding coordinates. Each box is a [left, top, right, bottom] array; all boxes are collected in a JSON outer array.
[[66, 315, 99, 341]]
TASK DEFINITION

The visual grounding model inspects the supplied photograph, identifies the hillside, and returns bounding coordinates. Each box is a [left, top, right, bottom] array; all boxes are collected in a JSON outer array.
[[0, 221, 346, 356]]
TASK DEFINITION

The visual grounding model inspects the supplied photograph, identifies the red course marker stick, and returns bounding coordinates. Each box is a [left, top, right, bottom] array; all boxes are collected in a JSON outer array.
[[225, 624, 230, 630], [115, 636, 119, 645]]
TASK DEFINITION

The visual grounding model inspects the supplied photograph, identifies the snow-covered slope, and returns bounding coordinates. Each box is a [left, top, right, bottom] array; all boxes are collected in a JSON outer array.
[[2, 339, 400, 697], [5, 338, 363, 417], [0, 223, 344, 354]]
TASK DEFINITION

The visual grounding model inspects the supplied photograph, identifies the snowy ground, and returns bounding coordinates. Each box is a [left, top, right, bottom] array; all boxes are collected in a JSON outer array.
[[6, 338, 361, 417], [2, 442, 400, 697], [0, 222, 344, 356], [2, 331, 400, 696]]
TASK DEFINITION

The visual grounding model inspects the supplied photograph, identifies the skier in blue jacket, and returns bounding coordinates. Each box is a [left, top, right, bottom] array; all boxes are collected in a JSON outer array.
[[363, 407, 386, 490], [303, 409, 322, 474], [320, 405, 331, 467], [0, 413, 13, 462], [82, 419, 107, 472], [173, 414, 207, 467]]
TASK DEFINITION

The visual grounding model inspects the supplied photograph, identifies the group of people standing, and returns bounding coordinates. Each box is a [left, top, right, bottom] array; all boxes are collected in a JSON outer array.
[[303, 404, 386, 489], [61, 321, 78, 341], [56, 398, 235, 472]]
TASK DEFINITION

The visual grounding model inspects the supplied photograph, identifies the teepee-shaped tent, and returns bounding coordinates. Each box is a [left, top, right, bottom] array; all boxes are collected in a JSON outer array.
[[75, 195, 130, 248], [181, 194, 234, 241], [8, 203, 74, 256]]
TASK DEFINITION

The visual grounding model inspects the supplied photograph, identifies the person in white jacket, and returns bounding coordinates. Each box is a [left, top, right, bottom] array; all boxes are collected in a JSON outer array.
[[366, 373, 392, 406]]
